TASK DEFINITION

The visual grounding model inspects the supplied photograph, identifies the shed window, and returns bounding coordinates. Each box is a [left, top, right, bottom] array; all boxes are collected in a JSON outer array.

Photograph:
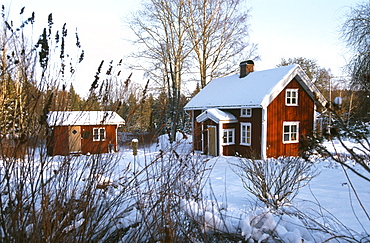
[[222, 129, 235, 145], [283, 122, 299, 143], [93, 128, 106, 141], [241, 108, 252, 117], [240, 122, 252, 146], [286, 89, 298, 106]]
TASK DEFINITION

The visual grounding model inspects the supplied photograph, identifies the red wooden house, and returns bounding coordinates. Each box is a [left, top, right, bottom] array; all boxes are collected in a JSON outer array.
[[47, 111, 125, 156], [184, 61, 327, 159]]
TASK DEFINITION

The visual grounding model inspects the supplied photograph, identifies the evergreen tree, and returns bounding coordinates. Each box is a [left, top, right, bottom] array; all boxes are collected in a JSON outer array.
[[190, 82, 201, 98], [68, 84, 83, 110], [124, 93, 140, 132], [139, 94, 154, 132], [151, 90, 169, 134]]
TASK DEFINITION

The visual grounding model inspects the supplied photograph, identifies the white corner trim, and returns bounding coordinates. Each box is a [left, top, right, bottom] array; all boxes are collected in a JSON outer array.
[[261, 108, 267, 160]]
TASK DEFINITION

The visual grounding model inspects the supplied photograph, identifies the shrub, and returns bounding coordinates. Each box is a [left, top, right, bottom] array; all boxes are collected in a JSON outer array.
[[232, 157, 319, 209]]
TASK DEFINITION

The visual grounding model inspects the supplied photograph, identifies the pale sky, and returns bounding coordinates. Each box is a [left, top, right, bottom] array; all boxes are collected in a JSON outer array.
[[4, 0, 361, 96]]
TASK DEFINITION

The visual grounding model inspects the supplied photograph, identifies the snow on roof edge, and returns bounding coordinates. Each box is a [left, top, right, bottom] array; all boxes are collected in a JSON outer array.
[[47, 111, 125, 126], [196, 108, 237, 123]]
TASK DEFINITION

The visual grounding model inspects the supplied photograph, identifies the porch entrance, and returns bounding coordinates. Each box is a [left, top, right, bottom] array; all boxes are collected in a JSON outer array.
[[208, 126, 217, 156], [69, 126, 81, 153]]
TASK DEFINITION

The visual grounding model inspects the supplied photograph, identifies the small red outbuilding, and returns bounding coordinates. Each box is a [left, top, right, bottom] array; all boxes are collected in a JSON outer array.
[[47, 111, 125, 156]]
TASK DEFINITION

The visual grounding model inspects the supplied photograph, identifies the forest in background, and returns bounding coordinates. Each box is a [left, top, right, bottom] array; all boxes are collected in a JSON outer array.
[[1, 1, 369, 142]]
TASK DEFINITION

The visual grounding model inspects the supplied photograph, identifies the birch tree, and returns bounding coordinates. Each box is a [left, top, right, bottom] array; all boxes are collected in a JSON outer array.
[[130, 0, 192, 142], [186, 0, 257, 88], [129, 0, 256, 140], [341, 1, 370, 92]]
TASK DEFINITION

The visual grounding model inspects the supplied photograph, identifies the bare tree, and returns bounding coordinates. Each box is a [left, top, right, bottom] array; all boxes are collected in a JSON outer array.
[[129, 0, 257, 140], [185, 0, 258, 88], [129, 0, 193, 142], [341, 1, 370, 93], [277, 57, 332, 99], [232, 157, 318, 209]]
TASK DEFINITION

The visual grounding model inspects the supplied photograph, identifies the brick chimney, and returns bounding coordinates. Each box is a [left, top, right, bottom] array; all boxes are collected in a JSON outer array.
[[239, 60, 254, 78]]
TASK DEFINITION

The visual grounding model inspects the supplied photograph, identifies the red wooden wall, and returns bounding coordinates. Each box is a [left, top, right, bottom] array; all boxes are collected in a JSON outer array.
[[48, 125, 118, 156], [192, 110, 203, 151], [190, 108, 263, 158], [220, 109, 262, 158], [266, 78, 314, 157], [48, 126, 69, 156]]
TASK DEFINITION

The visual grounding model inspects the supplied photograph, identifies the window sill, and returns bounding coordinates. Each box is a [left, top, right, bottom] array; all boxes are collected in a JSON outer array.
[[283, 141, 299, 144]]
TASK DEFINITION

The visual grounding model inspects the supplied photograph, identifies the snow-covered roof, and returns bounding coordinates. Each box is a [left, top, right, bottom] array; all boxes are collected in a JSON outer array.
[[185, 64, 326, 110], [196, 108, 237, 123], [47, 111, 125, 126]]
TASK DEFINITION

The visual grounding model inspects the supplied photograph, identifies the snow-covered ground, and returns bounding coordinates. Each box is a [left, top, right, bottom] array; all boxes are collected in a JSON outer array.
[[3, 133, 367, 241], [117, 134, 369, 241]]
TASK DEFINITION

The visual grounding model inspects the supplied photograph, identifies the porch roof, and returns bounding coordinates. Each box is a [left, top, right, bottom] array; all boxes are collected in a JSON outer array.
[[196, 108, 237, 124]]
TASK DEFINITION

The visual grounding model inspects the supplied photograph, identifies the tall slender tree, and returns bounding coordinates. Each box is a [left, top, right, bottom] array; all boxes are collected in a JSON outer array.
[[129, 0, 256, 140], [130, 0, 193, 142], [341, 1, 370, 92], [186, 0, 257, 88]]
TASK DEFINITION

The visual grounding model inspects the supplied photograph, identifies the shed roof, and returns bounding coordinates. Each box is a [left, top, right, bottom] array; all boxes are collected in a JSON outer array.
[[47, 111, 125, 127], [184, 64, 326, 110]]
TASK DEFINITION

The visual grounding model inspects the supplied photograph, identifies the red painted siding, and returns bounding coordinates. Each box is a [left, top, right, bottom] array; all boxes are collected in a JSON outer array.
[[48, 126, 69, 156], [236, 108, 263, 158], [192, 110, 203, 151], [266, 78, 314, 157], [221, 109, 262, 158], [48, 125, 118, 156], [80, 125, 117, 154], [221, 122, 237, 156], [191, 108, 263, 158]]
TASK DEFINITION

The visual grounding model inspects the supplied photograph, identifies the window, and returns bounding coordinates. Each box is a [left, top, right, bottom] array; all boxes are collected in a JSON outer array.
[[241, 108, 252, 117], [286, 89, 298, 106], [222, 129, 235, 145], [240, 122, 252, 146], [283, 122, 299, 143], [93, 127, 106, 141]]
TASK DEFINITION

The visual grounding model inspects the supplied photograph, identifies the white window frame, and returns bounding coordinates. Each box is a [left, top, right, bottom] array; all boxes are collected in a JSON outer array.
[[241, 108, 252, 117], [93, 127, 106, 141], [222, 128, 235, 145], [286, 89, 298, 106], [240, 122, 252, 146], [283, 122, 299, 144]]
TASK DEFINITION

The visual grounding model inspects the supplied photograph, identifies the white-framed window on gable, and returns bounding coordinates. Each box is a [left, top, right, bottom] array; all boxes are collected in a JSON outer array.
[[283, 122, 299, 144], [222, 129, 235, 145], [93, 127, 106, 141], [240, 122, 252, 146], [286, 89, 298, 106], [241, 108, 252, 117]]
